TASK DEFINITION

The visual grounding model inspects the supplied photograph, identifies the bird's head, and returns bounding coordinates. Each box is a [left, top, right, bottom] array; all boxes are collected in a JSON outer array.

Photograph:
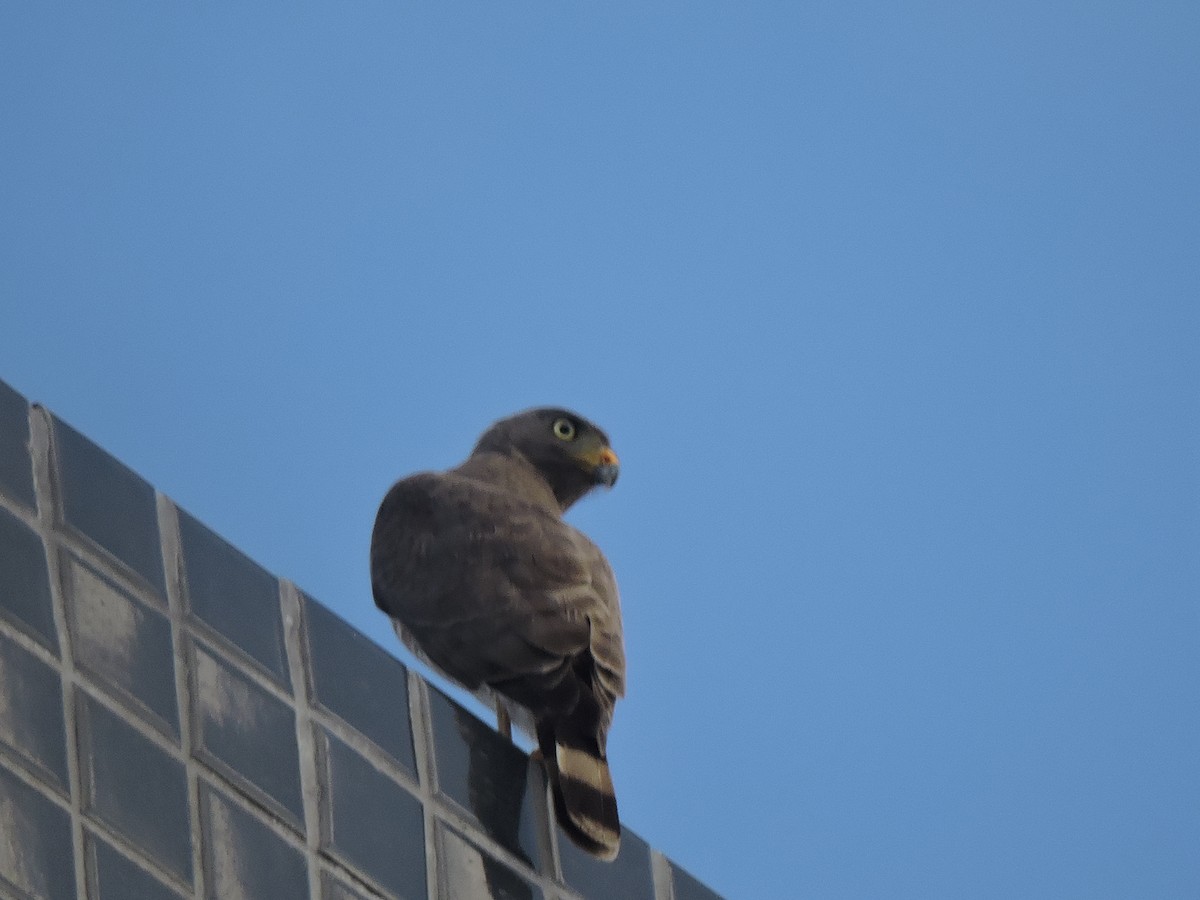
[[474, 407, 620, 510]]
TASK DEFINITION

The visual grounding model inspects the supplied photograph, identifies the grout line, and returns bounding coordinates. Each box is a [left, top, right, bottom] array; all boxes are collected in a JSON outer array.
[[407, 671, 440, 900], [0, 751, 72, 810], [280, 579, 324, 900], [0, 618, 61, 681], [533, 758, 581, 900], [52, 525, 167, 616], [28, 404, 90, 900], [156, 495, 206, 900], [182, 615, 297, 702], [0, 484, 39, 529], [651, 848, 676, 900], [192, 768, 311, 852], [306, 702, 422, 796], [528, 752, 559, 883], [544, 770, 564, 885]]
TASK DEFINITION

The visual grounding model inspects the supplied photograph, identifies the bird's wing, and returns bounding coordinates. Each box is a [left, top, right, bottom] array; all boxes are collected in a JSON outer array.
[[370, 470, 623, 718], [571, 528, 625, 708]]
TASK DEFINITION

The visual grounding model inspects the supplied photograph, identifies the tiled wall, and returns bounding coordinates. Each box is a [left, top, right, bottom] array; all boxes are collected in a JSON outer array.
[[0, 378, 722, 900]]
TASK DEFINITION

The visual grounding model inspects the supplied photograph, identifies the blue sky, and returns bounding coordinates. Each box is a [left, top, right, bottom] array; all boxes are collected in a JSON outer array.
[[2, 3, 1197, 897]]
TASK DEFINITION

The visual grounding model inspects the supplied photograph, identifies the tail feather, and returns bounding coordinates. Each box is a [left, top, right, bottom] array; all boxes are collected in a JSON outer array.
[[540, 728, 620, 860]]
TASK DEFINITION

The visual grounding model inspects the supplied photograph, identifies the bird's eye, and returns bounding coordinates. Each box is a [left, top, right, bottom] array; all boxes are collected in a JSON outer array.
[[552, 418, 576, 441]]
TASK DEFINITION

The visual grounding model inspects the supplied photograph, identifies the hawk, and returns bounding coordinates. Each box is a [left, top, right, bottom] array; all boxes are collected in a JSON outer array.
[[370, 407, 626, 859]]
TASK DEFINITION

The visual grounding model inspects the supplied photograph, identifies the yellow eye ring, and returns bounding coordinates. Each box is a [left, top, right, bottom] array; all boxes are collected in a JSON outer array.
[[552, 418, 576, 441]]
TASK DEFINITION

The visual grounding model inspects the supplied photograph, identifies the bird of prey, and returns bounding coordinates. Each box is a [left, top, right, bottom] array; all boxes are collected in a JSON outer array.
[[370, 407, 626, 860]]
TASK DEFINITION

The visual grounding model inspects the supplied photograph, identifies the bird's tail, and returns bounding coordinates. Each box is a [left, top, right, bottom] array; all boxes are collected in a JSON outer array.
[[539, 724, 620, 860]]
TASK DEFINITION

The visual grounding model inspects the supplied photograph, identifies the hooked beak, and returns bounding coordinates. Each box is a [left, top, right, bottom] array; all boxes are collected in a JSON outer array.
[[591, 446, 620, 487]]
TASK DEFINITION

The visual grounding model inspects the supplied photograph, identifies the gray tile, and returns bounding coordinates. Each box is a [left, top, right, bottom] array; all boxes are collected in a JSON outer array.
[[191, 642, 303, 826], [78, 692, 192, 882], [558, 824, 653, 900], [87, 832, 187, 900], [304, 595, 415, 774], [438, 824, 542, 900], [671, 862, 725, 900], [0, 504, 56, 651], [0, 380, 34, 509], [64, 554, 178, 736], [52, 415, 165, 596], [319, 728, 426, 900], [199, 784, 309, 900], [0, 631, 67, 789], [428, 687, 541, 868], [178, 508, 289, 686], [0, 763, 76, 900]]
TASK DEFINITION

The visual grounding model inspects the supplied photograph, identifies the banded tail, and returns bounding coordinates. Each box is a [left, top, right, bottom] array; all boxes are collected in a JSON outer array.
[[539, 724, 620, 860]]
